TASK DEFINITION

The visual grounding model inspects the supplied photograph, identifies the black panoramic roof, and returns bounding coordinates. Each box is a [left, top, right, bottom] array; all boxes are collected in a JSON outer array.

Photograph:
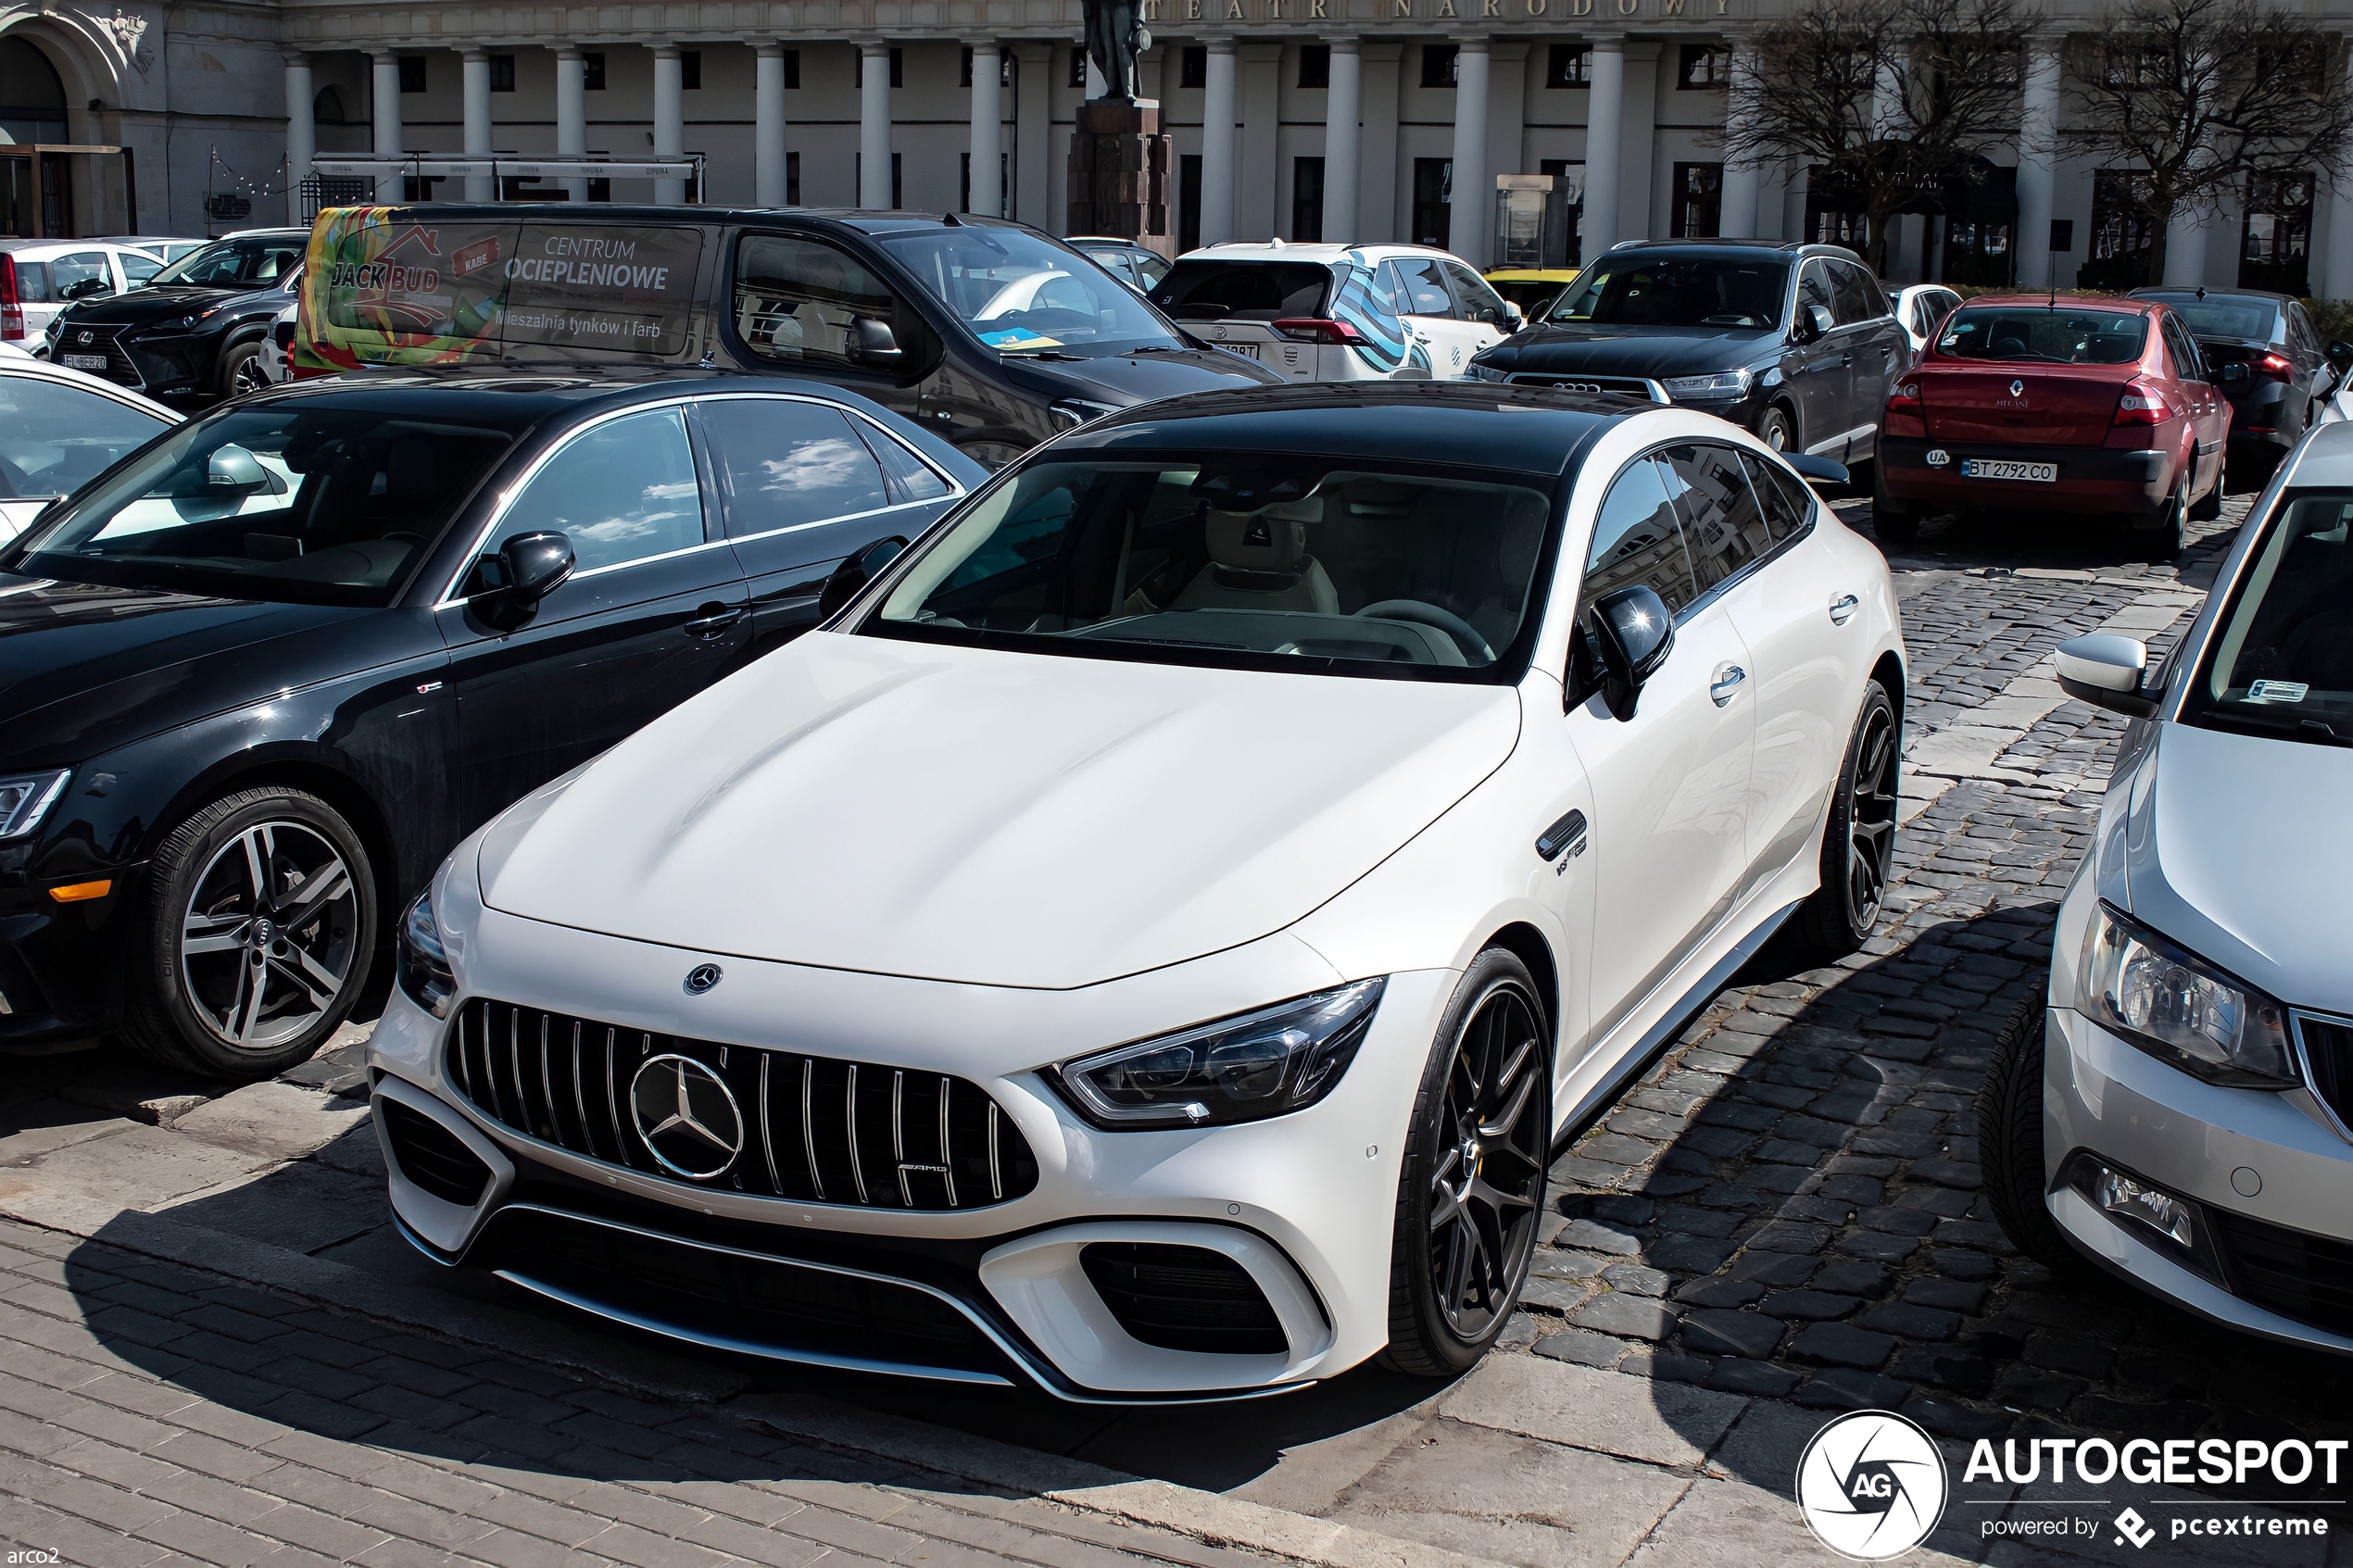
[[1063, 383, 1641, 476]]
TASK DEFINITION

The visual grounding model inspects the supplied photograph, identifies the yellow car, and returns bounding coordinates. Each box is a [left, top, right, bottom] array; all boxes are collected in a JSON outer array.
[[1482, 267, 1579, 321]]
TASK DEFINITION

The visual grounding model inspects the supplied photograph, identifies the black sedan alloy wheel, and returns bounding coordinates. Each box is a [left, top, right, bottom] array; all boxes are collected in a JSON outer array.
[[1387, 949, 1551, 1374], [1791, 680, 1899, 960]]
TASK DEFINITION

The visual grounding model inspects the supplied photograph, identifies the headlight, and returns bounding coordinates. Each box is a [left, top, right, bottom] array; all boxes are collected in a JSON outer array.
[[1464, 360, 1511, 383], [2075, 901, 2293, 1086], [1049, 978, 1386, 1129], [396, 888, 456, 1019], [1050, 398, 1119, 432], [0, 771, 70, 840], [1660, 369, 1754, 400]]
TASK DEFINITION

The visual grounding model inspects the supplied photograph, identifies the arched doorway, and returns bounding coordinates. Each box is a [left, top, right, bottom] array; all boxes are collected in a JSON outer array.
[[0, 26, 138, 238], [0, 36, 69, 235]]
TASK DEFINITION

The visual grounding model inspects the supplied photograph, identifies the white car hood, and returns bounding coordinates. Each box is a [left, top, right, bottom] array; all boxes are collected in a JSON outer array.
[[479, 631, 1522, 989], [2125, 721, 2353, 1015]]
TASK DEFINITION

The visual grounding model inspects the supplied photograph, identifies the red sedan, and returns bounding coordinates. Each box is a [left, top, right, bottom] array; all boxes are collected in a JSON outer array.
[[1875, 294, 2230, 559]]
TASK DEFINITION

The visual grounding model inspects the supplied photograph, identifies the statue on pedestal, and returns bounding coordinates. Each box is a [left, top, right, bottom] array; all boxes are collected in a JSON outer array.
[[1082, 0, 1151, 102]]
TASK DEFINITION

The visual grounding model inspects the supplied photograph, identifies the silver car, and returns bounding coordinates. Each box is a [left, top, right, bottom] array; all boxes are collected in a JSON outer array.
[[1982, 420, 2353, 1352]]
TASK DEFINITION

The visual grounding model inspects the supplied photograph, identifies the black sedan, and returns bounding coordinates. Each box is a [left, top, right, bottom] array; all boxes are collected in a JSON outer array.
[[2129, 286, 2352, 468], [44, 229, 308, 404], [0, 371, 977, 1078]]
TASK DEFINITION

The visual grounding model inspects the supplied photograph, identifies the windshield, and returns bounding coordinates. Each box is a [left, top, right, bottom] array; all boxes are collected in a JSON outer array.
[[2139, 295, 2281, 343], [878, 228, 1183, 356], [11, 405, 512, 607], [0, 375, 170, 502], [1151, 260, 1334, 321], [148, 236, 303, 290], [2184, 491, 2353, 746], [866, 458, 1557, 681], [1548, 257, 1786, 329], [1936, 307, 2147, 364]]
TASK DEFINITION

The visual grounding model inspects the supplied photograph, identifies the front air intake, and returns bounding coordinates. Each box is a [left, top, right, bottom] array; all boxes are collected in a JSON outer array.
[[378, 1097, 492, 1207], [1079, 1242, 1289, 1356]]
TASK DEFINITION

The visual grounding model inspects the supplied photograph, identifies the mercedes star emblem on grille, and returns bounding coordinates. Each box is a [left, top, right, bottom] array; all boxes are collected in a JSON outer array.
[[683, 962, 723, 995], [629, 1054, 744, 1178], [2009, 379, 2025, 398]]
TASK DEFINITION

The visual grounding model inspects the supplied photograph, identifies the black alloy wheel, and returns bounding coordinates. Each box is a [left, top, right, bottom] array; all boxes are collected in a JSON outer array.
[[220, 341, 271, 399], [121, 786, 377, 1079], [1385, 948, 1552, 1375], [1790, 680, 1899, 961]]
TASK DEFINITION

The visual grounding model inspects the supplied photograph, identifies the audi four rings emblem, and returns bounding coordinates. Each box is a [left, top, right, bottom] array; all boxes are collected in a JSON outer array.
[[628, 1055, 744, 1179], [2009, 379, 2026, 398], [684, 963, 723, 994]]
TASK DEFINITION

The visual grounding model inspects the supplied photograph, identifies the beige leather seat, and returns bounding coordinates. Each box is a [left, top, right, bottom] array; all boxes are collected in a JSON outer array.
[[1170, 498, 1340, 615]]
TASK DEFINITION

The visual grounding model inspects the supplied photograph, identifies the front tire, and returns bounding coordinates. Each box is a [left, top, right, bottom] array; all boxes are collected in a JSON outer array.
[[1384, 949, 1552, 1376], [120, 787, 376, 1080], [2140, 473, 2187, 562], [1976, 999, 2101, 1283], [219, 340, 271, 399], [1789, 680, 1899, 962]]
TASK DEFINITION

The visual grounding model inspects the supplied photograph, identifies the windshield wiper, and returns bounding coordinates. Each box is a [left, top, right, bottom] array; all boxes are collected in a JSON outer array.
[[1004, 348, 1088, 361], [2195, 706, 2353, 747]]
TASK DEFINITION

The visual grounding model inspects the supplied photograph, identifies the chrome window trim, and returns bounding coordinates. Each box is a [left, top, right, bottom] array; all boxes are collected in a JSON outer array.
[[1578, 432, 1818, 627]]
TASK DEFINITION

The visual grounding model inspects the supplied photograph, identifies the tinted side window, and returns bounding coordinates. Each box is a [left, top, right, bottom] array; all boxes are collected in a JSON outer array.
[[1583, 457, 1696, 616], [1659, 443, 1773, 592], [489, 406, 705, 576], [1738, 451, 1814, 543], [736, 234, 901, 367], [1388, 257, 1455, 317], [855, 420, 952, 502], [118, 249, 161, 283], [1796, 260, 1835, 325], [700, 399, 889, 538], [53, 252, 112, 299], [1441, 260, 1507, 325], [1830, 263, 1881, 326]]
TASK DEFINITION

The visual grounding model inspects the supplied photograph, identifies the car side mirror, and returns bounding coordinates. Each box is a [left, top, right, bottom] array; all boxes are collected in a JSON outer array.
[[818, 535, 908, 620], [499, 531, 576, 606], [1794, 303, 1834, 343], [203, 444, 273, 495], [1502, 302, 1526, 332], [2330, 340, 2353, 373], [847, 317, 906, 369], [2056, 633, 2158, 719], [1784, 452, 1850, 488], [1587, 584, 1676, 722]]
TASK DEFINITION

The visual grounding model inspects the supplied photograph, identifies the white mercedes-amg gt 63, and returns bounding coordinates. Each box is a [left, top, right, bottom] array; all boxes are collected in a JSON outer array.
[[368, 383, 1906, 1402]]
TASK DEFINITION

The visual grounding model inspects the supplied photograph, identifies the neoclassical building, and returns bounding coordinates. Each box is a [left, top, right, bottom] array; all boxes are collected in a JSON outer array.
[[1, 0, 2347, 295]]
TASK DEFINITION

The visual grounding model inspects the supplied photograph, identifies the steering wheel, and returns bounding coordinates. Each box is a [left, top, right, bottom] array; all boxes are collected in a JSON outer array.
[[1355, 599, 1494, 663]]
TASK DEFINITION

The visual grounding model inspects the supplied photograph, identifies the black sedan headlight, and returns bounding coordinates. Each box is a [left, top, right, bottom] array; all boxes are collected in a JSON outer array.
[[1049, 979, 1385, 1129], [2074, 901, 2294, 1086], [396, 888, 456, 1019], [0, 771, 70, 840], [1464, 359, 1510, 383]]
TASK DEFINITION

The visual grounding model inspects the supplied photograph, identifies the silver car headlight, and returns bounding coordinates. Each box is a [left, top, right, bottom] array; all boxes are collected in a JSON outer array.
[[2075, 901, 2294, 1086], [1660, 369, 1754, 401], [396, 888, 456, 1019], [0, 771, 70, 840], [1049, 978, 1387, 1129]]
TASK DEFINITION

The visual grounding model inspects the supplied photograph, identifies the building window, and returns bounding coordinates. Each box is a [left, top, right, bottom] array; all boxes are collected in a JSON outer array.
[[1545, 44, 1589, 88], [858, 48, 903, 88], [1678, 44, 1730, 89], [782, 50, 799, 90], [2241, 171, 2313, 295], [1069, 48, 1088, 89], [2087, 169, 2158, 285], [962, 152, 1010, 213], [588, 176, 610, 202], [961, 47, 1012, 87], [396, 56, 425, 94], [583, 52, 606, 91], [1669, 162, 1722, 237], [489, 54, 516, 92], [1181, 47, 1206, 89], [1299, 44, 1330, 89], [1179, 154, 1202, 252], [1421, 44, 1458, 88], [680, 50, 700, 90], [1805, 170, 1869, 250], [1412, 157, 1452, 248], [1293, 157, 1326, 242], [786, 151, 800, 207], [1539, 157, 1586, 263]]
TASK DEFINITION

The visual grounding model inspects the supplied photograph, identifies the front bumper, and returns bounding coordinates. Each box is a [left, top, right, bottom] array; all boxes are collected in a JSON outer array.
[[366, 897, 1452, 1400], [0, 863, 144, 1051], [2044, 1003, 2353, 1356], [1880, 434, 2175, 517]]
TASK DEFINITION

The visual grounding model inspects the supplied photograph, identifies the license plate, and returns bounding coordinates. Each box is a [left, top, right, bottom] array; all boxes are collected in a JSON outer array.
[[1217, 341, 1261, 359], [61, 354, 107, 370], [1959, 458, 2057, 483]]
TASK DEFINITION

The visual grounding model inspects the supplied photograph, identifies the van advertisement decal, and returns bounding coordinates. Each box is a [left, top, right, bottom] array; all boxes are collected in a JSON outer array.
[[296, 209, 705, 372]]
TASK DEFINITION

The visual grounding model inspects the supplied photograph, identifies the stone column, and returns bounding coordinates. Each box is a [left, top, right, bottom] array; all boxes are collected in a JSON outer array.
[[756, 43, 790, 207], [1238, 43, 1281, 243], [557, 47, 587, 202], [2014, 34, 2060, 287], [1200, 39, 1237, 245], [652, 45, 686, 204], [1717, 39, 1759, 239], [370, 51, 404, 203], [1581, 38, 1624, 259], [1323, 37, 1361, 244], [1450, 38, 1491, 266], [967, 41, 1003, 216], [1360, 42, 1402, 242], [283, 53, 314, 224], [860, 40, 893, 208], [462, 50, 494, 201], [1014, 42, 1051, 226]]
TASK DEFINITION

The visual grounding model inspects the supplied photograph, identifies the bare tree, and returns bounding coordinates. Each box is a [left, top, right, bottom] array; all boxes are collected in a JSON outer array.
[[2067, 0, 2353, 286], [1718, 0, 2039, 276]]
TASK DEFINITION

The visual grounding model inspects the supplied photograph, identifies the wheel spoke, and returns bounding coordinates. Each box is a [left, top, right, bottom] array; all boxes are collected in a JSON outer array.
[[1439, 1213, 1475, 1305], [277, 859, 351, 933], [239, 828, 272, 909], [233, 959, 269, 1042], [182, 911, 246, 955], [1478, 1067, 1538, 1144], [267, 954, 336, 1012]]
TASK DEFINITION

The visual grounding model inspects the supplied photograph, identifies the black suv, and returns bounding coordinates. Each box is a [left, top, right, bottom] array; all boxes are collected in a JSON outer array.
[[46, 228, 308, 404], [1466, 240, 1907, 470]]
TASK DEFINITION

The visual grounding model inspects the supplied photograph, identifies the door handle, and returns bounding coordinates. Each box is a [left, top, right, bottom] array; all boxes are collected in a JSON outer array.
[[1710, 664, 1746, 707], [1829, 593, 1860, 625], [1535, 809, 1589, 862], [683, 604, 745, 637]]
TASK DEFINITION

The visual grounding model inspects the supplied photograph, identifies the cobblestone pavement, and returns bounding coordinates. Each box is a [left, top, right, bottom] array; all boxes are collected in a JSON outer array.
[[4, 489, 2350, 1567]]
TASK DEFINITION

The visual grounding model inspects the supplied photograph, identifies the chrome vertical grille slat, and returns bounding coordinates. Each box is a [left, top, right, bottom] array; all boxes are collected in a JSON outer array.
[[445, 998, 1037, 1211]]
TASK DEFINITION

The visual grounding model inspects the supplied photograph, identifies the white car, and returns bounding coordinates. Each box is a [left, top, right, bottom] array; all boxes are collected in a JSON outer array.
[[1982, 419, 2353, 1355], [368, 383, 1906, 1400], [1886, 283, 1965, 363], [1149, 244, 1520, 383], [0, 358, 179, 542], [1, 239, 181, 352]]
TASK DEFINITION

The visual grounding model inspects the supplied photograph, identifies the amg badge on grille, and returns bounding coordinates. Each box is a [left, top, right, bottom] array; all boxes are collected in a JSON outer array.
[[629, 1055, 744, 1178]]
